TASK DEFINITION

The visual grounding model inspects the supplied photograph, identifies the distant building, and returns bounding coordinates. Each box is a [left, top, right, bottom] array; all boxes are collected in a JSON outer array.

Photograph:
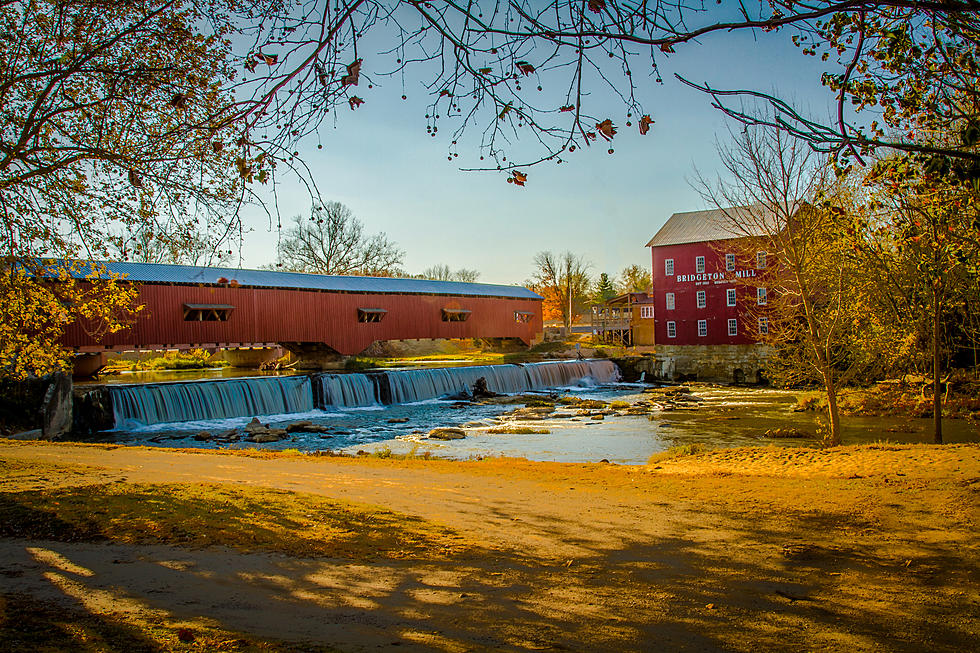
[[590, 292, 656, 347], [644, 207, 772, 382]]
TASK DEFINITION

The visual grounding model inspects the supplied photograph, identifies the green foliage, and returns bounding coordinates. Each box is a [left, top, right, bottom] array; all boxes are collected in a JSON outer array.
[[107, 349, 222, 372], [617, 264, 652, 294], [647, 442, 707, 464], [592, 273, 617, 303]]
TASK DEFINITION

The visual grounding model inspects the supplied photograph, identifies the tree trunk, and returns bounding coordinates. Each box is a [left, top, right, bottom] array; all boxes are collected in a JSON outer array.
[[933, 287, 943, 444], [820, 367, 842, 446]]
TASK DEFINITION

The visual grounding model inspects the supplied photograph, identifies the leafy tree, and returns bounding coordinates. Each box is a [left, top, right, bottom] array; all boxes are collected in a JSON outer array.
[[617, 265, 651, 294], [531, 251, 591, 336], [0, 262, 140, 379], [857, 159, 980, 443], [591, 273, 617, 304], [419, 265, 481, 283], [274, 202, 404, 276]]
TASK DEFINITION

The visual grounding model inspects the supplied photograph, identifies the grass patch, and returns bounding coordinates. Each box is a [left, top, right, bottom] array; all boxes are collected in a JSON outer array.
[[104, 349, 223, 372], [0, 482, 472, 560], [576, 399, 608, 410], [343, 356, 381, 372], [487, 426, 551, 435], [0, 593, 332, 653], [647, 443, 708, 464]]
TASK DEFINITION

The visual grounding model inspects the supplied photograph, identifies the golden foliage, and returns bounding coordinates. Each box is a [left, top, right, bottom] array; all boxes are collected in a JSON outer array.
[[0, 262, 140, 380]]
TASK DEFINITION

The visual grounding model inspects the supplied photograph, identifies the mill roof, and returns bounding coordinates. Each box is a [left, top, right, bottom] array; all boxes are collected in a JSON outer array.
[[645, 205, 776, 248], [52, 261, 543, 300]]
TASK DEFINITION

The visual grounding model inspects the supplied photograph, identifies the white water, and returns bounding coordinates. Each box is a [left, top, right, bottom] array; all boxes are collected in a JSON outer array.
[[110, 376, 313, 427], [109, 360, 622, 428]]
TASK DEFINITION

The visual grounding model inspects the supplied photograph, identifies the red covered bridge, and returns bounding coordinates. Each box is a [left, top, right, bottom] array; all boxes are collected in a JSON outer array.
[[62, 262, 543, 366]]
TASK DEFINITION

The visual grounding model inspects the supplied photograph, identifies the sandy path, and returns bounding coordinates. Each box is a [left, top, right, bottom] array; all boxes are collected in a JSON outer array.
[[2, 440, 979, 652]]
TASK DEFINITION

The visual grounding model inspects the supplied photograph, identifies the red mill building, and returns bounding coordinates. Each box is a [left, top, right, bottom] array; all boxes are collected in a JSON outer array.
[[645, 207, 771, 383]]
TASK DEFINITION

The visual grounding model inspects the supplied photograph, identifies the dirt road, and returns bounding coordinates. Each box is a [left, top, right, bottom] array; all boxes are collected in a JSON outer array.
[[1, 440, 978, 651]]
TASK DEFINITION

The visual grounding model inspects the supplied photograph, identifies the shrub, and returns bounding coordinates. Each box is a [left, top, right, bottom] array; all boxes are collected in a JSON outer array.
[[647, 442, 707, 464]]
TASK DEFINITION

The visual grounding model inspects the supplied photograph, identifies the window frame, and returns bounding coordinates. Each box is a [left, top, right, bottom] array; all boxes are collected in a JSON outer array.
[[514, 311, 534, 324], [726, 288, 736, 307], [696, 290, 706, 309], [182, 303, 234, 322], [697, 319, 707, 337], [640, 305, 654, 319], [441, 308, 472, 322], [695, 255, 705, 273], [666, 321, 677, 338], [665, 292, 675, 310], [728, 318, 738, 336], [757, 287, 767, 305], [357, 308, 387, 323], [725, 253, 735, 271], [758, 317, 769, 335], [665, 258, 674, 276], [756, 251, 767, 269]]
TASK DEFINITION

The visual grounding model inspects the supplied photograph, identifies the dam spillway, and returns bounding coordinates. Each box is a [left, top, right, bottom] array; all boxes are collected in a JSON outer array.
[[108, 360, 621, 427]]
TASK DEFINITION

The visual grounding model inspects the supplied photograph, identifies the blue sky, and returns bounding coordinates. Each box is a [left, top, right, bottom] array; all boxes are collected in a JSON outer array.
[[239, 26, 835, 285]]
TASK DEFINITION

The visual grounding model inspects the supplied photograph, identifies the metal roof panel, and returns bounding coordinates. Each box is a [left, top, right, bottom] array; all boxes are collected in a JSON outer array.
[[59, 261, 543, 300]]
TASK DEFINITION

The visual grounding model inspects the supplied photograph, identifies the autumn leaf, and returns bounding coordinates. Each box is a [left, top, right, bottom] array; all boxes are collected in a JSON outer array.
[[217, 276, 229, 284], [560, 104, 575, 112], [588, 0, 605, 13], [638, 115, 654, 135], [507, 170, 528, 186], [439, 89, 452, 97], [211, 141, 224, 153], [127, 169, 142, 188], [478, 67, 492, 74], [349, 96, 364, 110], [341, 59, 362, 86], [255, 52, 278, 66], [596, 119, 617, 140], [170, 93, 186, 109], [586, 132, 597, 140], [659, 42, 675, 54], [516, 61, 535, 75], [498, 102, 513, 119]]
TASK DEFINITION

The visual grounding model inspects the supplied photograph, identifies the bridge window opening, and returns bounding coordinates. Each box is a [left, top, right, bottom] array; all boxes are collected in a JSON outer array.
[[183, 304, 234, 321], [442, 308, 471, 322], [514, 311, 534, 324], [357, 308, 387, 323]]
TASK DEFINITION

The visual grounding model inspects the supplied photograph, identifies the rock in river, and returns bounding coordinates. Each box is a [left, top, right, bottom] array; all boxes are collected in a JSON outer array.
[[428, 427, 466, 440]]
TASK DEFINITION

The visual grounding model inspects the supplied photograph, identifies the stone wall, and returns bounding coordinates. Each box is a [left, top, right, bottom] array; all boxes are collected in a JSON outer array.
[[614, 344, 771, 384]]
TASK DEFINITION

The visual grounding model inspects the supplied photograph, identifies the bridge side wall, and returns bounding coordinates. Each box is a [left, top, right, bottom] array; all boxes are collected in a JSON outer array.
[[62, 283, 544, 355]]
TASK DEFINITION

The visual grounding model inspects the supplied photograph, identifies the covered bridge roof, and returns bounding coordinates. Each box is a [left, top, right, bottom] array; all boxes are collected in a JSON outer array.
[[645, 205, 776, 248], [61, 261, 543, 300]]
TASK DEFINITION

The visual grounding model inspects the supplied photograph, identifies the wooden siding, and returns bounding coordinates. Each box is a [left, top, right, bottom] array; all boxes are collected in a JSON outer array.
[[650, 239, 765, 346], [63, 283, 544, 355]]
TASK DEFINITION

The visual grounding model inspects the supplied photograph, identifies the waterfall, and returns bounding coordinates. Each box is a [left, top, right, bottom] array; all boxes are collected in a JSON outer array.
[[384, 360, 620, 403], [317, 373, 379, 407], [107, 360, 623, 428], [110, 376, 313, 427], [522, 359, 620, 388]]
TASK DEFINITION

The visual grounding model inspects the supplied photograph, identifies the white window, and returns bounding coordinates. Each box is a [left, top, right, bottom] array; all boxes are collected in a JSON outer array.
[[728, 318, 738, 336], [695, 256, 705, 273], [757, 287, 767, 305], [756, 251, 767, 269], [665, 292, 675, 310], [696, 290, 706, 309], [726, 253, 735, 271], [667, 321, 676, 338], [640, 305, 654, 319], [726, 288, 736, 307], [698, 319, 707, 337], [758, 317, 769, 335], [665, 259, 674, 276]]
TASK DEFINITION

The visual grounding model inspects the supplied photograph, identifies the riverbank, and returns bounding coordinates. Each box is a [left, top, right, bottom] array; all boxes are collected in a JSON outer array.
[[1, 439, 977, 651]]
